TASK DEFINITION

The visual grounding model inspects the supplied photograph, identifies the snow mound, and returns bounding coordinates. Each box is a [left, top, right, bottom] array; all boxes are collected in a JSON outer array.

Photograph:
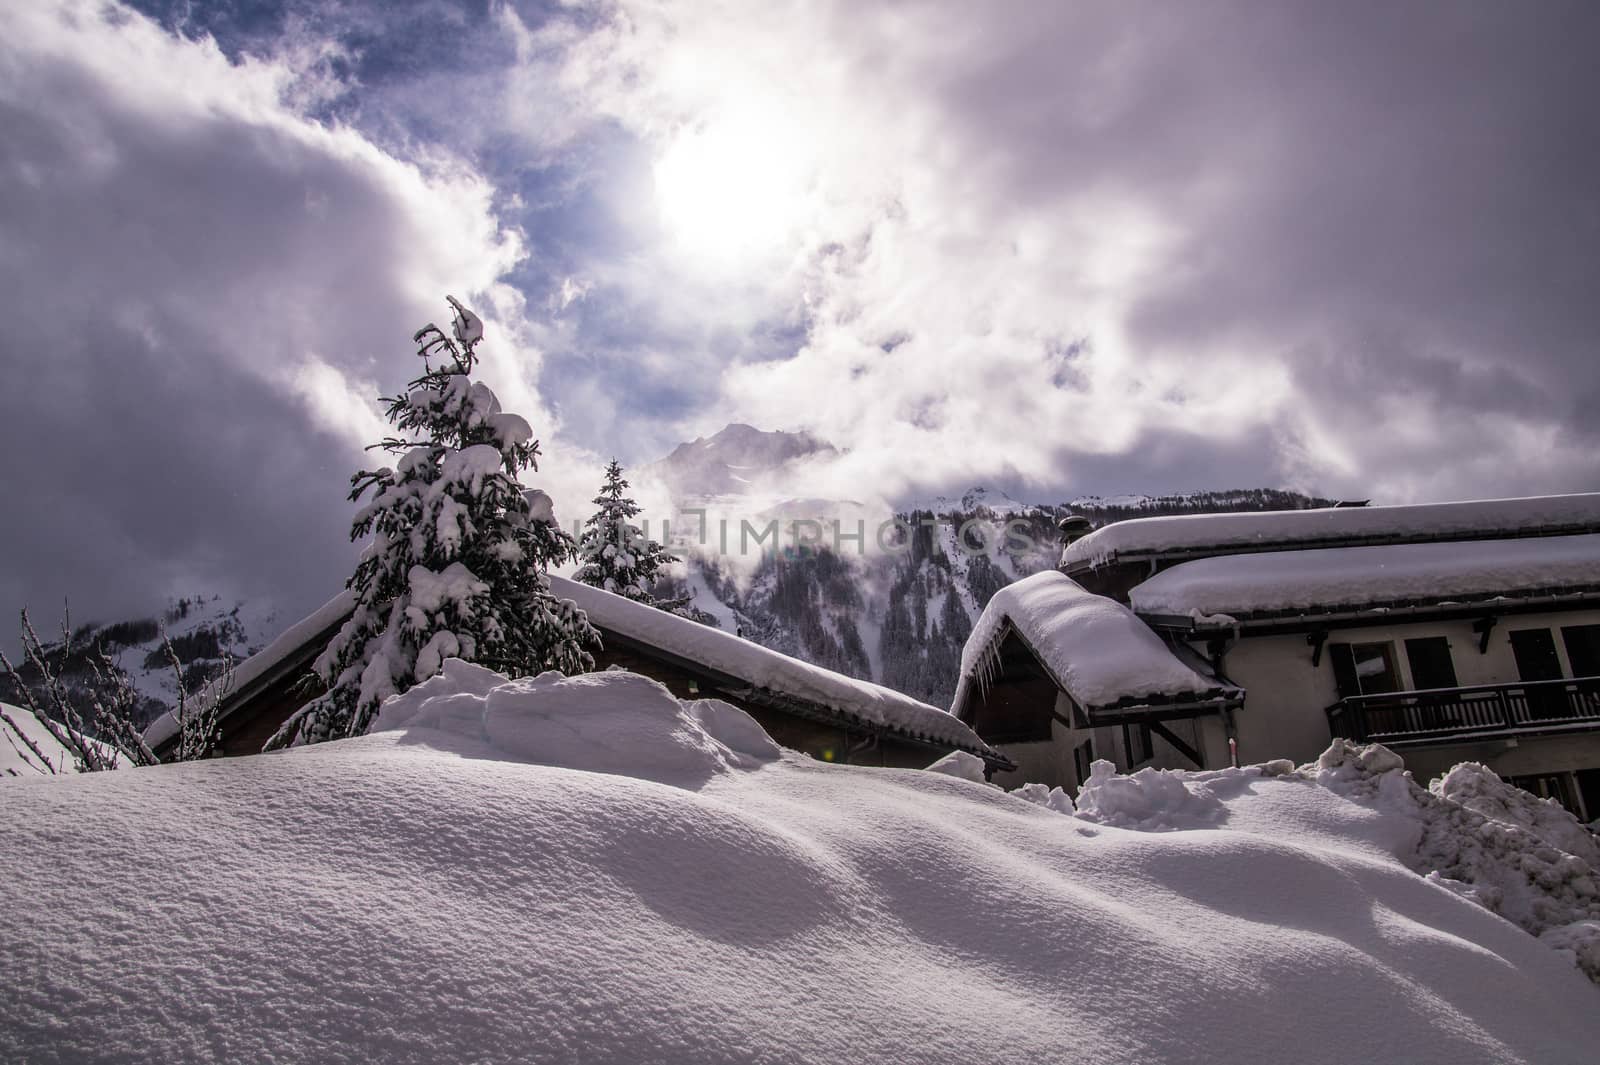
[[4, 680, 1600, 1063], [1013, 780, 1077, 814], [924, 749, 990, 783], [1432, 761, 1600, 868], [371, 658, 779, 788], [1073, 759, 1227, 831], [1315, 740, 1600, 983]]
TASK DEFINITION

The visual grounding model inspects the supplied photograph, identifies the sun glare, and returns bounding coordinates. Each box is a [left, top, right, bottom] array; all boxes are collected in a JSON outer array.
[[652, 108, 810, 265]]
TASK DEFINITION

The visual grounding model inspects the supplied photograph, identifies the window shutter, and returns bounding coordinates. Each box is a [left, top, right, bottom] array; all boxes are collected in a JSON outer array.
[[1329, 643, 1360, 699]]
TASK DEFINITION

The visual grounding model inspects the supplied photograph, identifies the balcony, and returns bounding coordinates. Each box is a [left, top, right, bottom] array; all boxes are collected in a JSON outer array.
[[1327, 676, 1600, 746]]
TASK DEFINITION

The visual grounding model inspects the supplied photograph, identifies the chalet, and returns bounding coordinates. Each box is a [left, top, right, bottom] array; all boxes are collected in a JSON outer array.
[[957, 493, 1600, 819], [147, 575, 1012, 775]]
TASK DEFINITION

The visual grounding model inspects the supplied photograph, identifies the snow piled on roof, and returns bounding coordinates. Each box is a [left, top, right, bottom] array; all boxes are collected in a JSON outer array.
[[1063, 492, 1600, 569], [1129, 534, 1600, 619], [4, 671, 1600, 1063], [960, 571, 1233, 709], [553, 575, 995, 758]]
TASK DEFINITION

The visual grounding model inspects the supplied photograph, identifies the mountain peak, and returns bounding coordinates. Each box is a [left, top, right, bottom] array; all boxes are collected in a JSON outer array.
[[650, 424, 837, 499]]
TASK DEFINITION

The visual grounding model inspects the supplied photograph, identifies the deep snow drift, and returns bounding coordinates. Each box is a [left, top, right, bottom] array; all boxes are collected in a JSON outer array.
[[4, 664, 1599, 1064]]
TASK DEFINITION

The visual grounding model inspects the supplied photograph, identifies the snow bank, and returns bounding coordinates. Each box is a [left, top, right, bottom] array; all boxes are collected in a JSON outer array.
[[1433, 762, 1600, 869], [1063, 491, 1600, 570], [4, 673, 1600, 1063], [958, 570, 1236, 708], [369, 659, 779, 788], [1129, 533, 1600, 619], [1072, 760, 1228, 831], [1311, 740, 1600, 983]]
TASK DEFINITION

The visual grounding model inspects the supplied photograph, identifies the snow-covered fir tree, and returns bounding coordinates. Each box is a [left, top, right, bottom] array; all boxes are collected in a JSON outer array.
[[574, 460, 679, 603], [268, 297, 597, 748]]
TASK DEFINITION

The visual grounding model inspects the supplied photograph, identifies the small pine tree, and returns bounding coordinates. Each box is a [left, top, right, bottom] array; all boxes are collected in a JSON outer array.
[[574, 460, 678, 603], [267, 297, 597, 748]]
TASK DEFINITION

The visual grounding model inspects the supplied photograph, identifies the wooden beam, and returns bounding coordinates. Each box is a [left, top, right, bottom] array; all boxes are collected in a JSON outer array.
[[1149, 720, 1204, 769]]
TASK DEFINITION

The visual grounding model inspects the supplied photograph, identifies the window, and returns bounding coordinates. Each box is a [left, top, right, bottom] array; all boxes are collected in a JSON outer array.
[[1072, 739, 1095, 788], [1404, 637, 1458, 691], [1508, 773, 1577, 816], [1561, 624, 1600, 678], [1122, 722, 1154, 768], [1353, 643, 1400, 692], [1509, 628, 1563, 682], [1509, 628, 1567, 719]]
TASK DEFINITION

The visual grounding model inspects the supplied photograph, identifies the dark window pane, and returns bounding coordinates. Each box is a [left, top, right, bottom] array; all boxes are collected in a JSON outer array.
[[1508, 773, 1577, 816], [1510, 629, 1563, 682], [1329, 643, 1360, 699], [1577, 769, 1600, 824], [1351, 642, 1400, 694], [1562, 624, 1600, 677], [1073, 739, 1094, 788], [1405, 637, 1458, 690]]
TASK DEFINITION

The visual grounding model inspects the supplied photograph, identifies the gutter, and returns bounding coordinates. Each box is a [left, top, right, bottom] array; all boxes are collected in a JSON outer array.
[[1138, 587, 1600, 638]]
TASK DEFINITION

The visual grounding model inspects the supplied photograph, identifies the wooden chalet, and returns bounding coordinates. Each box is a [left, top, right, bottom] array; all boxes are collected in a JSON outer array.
[[148, 576, 1012, 776]]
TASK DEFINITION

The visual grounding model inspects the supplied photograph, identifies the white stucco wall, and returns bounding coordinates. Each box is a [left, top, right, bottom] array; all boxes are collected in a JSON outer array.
[[1218, 607, 1600, 766], [987, 606, 1600, 795]]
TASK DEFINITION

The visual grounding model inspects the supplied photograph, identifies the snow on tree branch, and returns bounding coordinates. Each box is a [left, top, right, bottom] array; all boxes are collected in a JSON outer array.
[[267, 298, 598, 749]]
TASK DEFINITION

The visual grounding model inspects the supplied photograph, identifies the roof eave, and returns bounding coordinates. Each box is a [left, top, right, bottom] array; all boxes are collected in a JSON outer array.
[[1063, 520, 1600, 575], [1138, 586, 1600, 637]]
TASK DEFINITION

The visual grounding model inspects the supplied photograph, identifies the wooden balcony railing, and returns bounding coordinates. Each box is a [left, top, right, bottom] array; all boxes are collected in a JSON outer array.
[[1327, 676, 1600, 745]]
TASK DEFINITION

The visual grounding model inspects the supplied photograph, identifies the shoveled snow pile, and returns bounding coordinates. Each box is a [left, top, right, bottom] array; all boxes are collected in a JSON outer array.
[[1432, 761, 1600, 869], [3, 668, 1599, 1064]]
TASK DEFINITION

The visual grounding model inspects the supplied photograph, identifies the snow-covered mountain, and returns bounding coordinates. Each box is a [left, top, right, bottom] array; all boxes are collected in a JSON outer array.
[[647, 422, 836, 499], [1, 595, 286, 730]]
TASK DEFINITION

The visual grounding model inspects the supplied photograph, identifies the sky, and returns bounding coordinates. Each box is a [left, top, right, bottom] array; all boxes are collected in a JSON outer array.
[[2, 0, 1598, 627]]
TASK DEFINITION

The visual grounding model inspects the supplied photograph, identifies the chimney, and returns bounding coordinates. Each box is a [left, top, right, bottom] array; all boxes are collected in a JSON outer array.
[[1057, 514, 1092, 545]]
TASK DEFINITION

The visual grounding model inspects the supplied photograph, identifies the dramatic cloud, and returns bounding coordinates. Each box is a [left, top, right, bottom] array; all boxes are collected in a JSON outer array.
[[0, 1, 592, 624], [5, 0, 1598, 625], [521, 0, 1600, 503]]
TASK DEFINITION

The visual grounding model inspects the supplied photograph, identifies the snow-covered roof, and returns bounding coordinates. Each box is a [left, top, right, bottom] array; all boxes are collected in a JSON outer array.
[[1061, 493, 1600, 573], [957, 571, 1240, 712], [1129, 533, 1600, 625], [145, 578, 1003, 765], [142, 590, 355, 750], [553, 577, 1004, 763]]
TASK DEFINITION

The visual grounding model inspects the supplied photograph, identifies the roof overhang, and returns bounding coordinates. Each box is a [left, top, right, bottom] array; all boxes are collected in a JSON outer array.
[[954, 618, 1243, 730], [1063, 520, 1600, 577], [1139, 586, 1600, 638]]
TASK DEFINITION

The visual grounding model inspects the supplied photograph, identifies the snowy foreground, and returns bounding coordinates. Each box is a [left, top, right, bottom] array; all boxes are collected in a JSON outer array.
[[4, 667, 1600, 1064]]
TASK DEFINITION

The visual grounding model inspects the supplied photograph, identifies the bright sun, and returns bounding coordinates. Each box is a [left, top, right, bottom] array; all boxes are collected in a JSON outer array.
[[652, 107, 810, 265]]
